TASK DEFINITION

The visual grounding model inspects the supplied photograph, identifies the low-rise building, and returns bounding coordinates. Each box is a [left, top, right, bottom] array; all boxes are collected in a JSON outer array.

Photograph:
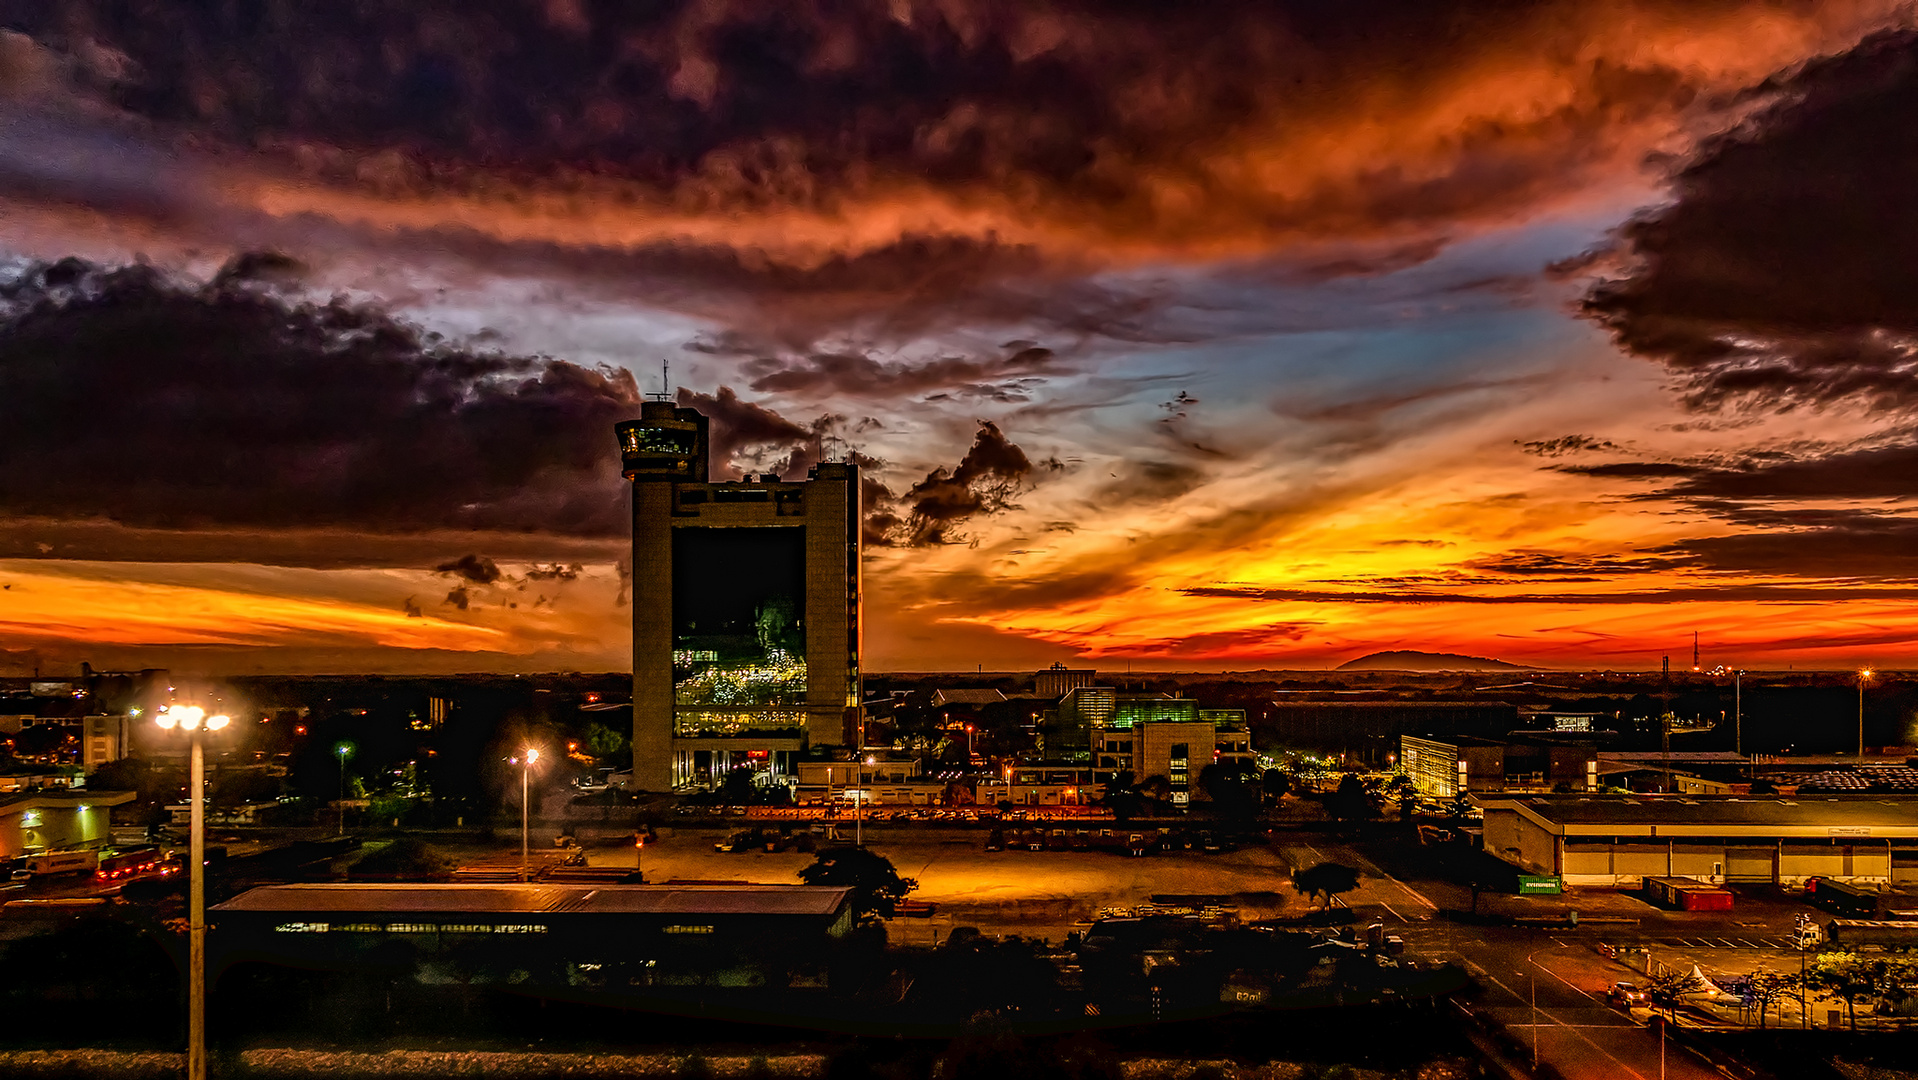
[[1475, 793, 1918, 887], [1400, 734, 1597, 798], [2, 789, 135, 859]]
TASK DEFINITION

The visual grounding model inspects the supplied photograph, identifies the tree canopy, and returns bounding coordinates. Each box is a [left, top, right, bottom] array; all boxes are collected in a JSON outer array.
[[797, 845, 917, 919]]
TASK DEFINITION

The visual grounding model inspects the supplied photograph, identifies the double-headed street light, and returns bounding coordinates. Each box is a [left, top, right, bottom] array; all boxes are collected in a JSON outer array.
[[153, 704, 230, 1080], [511, 747, 540, 881]]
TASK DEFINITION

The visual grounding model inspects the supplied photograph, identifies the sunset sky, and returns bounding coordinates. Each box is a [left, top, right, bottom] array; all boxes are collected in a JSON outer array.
[[5, 1, 1918, 674]]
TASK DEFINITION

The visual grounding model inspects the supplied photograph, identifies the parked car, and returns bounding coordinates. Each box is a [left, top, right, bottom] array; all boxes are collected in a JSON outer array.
[[1608, 981, 1647, 1008]]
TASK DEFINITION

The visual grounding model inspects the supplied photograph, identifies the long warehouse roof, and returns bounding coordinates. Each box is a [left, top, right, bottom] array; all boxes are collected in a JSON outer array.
[[212, 883, 851, 916]]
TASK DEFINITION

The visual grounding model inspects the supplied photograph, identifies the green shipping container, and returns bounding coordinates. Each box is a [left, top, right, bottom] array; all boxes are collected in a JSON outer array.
[[1518, 875, 1563, 895]]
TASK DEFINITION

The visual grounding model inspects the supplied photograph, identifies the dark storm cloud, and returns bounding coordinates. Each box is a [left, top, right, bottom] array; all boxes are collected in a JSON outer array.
[[1550, 434, 1918, 578], [742, 344, 1058, 401], [1555, 436, 1918, 501], [0, 255, 638, 542], [1460, 551, 1690, 577], [1577, 28, 1918, 412], [1518, 434, 1623, 457], [675, 385, 814, 480], [1184, 583, 1918, 604], [1657, 517, 1918, 578], [443, 585, 472, 611], [435, 554, 503, 585], [878, 421, 1043, 547]]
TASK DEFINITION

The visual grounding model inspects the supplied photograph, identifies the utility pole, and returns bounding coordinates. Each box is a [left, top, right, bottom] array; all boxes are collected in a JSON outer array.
[[1858, 668, 1872, 759], [1734, 669, 1743, 758]]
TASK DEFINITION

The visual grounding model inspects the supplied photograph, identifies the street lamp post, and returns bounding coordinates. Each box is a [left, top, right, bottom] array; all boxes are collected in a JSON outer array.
[[517, 747, 540, 882], [155, 705, 230, 1080], [334, 742, 354, 836], [1734, 669, 1744, 759], [856, 756, 875, 847], [1858, 668, 1873, 759]]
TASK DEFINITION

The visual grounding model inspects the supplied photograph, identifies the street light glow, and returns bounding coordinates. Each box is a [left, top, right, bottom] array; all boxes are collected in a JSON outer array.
[[175, 705, 205, 731], [206, 714, 230, 731], [156, 711, 178, 730], [525, 746, 540, 765]]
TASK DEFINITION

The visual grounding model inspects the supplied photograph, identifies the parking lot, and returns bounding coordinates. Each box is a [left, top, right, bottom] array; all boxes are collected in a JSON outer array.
[[577, 826, 1295, 939]]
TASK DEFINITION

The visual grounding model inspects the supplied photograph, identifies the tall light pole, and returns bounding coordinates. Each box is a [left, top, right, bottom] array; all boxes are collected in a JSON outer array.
[[856, 755, 874, 847], [155, 705, 230, 1080], [1858, 668, 1873, 759], [516, 747, 540, 882], [1734, 669, 1744, 759], [334, 742, 354, 836]]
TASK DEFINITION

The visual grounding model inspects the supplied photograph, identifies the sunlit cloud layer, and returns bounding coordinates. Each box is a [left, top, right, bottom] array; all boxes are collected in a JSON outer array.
[[4, 2, 1918, 672]]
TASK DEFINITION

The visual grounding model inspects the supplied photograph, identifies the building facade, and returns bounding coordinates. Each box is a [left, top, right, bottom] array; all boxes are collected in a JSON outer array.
[[1476, 793, 1918, 887], [1400, 734, 1598, 798], [618, 401, 860, 791]]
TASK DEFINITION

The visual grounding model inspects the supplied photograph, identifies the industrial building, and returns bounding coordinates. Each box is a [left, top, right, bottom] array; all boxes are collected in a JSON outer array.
[[210, 883, 858, 991], [1475, 793, 1918, 887], [618, 400, 861, 792], [1399, 734, 1598, 798], [1266, 700, 1520, 761], [1, 789, 133, 859]]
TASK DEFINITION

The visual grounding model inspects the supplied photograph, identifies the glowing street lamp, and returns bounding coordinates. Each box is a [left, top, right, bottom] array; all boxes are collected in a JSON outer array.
[[857, 755, 875, 847], [333, 742, 355, 836], [151, 704, 230, 1080], [1858, 668, 1874, 759], [513, 747, 540, 881]]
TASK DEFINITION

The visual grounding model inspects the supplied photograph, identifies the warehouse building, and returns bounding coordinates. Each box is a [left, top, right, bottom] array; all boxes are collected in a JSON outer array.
[[1475, 794, 1918, 887], [1, 789, 134, 859]]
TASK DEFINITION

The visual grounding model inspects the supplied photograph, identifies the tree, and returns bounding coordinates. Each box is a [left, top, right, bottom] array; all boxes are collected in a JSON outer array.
[[1138, 774, 1174, 803], [1198, 762, 1259, 820], [349, 839, 456, 881], [1807, 953, 1918, 1031], [1328, 773, 1373, 825], [584, 721, 627, 758], [1446, 790, 1474, 823], [1260, 769, 1291, 800], [1102, 769, 1141, 823], [1745, 969, 1799, 1029], [797, 846, 917, 919], [1292, 862, 1361, 909], [1648, 969, 1707, 1019]]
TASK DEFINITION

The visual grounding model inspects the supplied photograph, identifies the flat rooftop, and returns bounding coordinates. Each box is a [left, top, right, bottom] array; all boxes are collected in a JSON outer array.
[[1477, 793, 1918, 837], [0, 789, 134, 814], [212, 883, 851, 917]]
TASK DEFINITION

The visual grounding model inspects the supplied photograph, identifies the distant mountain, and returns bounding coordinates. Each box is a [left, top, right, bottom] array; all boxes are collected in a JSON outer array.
[[1336, 650, 1536, 672]]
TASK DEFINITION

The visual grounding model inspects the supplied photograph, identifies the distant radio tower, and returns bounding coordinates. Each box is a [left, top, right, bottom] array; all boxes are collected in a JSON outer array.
[[1692, 631, 1700, 672]]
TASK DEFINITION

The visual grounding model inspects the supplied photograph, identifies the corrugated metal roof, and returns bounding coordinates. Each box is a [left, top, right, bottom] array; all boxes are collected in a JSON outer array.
[[211, 882, 851, 916], [1499, 794, 1918, 827]]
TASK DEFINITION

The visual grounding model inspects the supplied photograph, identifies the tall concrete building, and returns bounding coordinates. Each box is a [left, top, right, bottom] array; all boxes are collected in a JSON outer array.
[[617, 400, 861, 791]]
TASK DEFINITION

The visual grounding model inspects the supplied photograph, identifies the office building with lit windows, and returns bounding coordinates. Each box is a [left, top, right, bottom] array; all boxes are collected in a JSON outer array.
[[616, 400, 861, 791]]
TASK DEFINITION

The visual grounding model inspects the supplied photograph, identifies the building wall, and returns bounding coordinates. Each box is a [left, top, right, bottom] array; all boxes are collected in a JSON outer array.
[[1034, 667, 1096, 699], [82, 715, 126, 770], [1136, 720, 1214, 805], [1493, 821, 1902, 887], [1, 804, 110, 859], [630, 481, 676, 792]]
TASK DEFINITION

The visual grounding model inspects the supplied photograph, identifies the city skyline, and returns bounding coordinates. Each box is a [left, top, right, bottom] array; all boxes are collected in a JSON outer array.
[[7, 3, 1918, 674]]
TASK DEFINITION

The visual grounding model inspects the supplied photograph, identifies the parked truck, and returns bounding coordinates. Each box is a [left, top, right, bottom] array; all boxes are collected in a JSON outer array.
[[1826, 919, 1918, 951], [8, 850, 99, 882]]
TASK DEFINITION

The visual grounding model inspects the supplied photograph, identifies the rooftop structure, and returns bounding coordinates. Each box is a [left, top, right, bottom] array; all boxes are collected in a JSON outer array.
[[214, 882, 852, 918]]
